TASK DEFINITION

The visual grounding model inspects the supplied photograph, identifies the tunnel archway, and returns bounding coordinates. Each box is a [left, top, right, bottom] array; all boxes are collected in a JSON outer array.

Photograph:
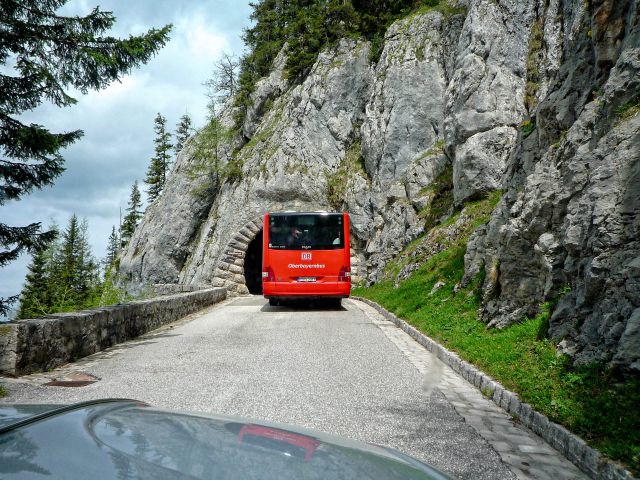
[[244, 229, 263, 294]]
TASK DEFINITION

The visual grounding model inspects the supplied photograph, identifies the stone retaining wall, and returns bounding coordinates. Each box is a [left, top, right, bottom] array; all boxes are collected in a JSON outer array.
[[0, 288, 227, 377], [354, 297, 637, 480], [151, 284, 210, 296]]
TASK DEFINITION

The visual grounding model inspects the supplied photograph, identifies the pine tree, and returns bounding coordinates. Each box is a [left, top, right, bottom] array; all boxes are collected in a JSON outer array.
[[105, 225, 120, 268], [234, 0, 423, 126], [51, 215, 99, 310], [145, 113, 173, 202], [0, 0, 171, 314], [187, 114, 228, 200], [121, 181, 143, 246], [17, 241, 54, 319], [174, 114, 193, 157], [75, 218, 99, 302]]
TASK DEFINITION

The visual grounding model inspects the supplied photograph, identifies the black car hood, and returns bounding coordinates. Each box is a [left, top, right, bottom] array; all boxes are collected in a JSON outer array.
[[0, 399, 452, 479]]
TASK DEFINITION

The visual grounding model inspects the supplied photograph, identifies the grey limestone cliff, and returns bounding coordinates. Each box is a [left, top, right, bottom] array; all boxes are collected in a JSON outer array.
[[464, 0, 640, 371], [119, 0, 640, 372]]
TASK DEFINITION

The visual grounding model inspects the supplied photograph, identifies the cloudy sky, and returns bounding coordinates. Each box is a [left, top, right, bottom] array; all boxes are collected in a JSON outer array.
[[1, 0, 253, 316]]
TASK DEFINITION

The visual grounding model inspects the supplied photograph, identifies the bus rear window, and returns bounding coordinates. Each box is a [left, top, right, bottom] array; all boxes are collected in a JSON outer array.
[[268, 214, 344, 250]]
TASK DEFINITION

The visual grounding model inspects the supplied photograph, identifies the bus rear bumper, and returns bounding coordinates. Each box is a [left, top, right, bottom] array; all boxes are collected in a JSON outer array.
[[263, 281, 351, 299]]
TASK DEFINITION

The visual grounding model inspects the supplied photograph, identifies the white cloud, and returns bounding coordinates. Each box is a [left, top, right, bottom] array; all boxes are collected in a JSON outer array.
[[1, 1, 253, 309], [182, 17, 229, 60]]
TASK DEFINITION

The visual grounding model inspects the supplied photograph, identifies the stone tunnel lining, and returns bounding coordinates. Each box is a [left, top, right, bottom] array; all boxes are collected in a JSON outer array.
[[211, 216, 264, 295]]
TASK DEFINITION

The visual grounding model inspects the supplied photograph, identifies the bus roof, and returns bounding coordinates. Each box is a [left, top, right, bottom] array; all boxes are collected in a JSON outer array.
[[267, 211, 345, 217]]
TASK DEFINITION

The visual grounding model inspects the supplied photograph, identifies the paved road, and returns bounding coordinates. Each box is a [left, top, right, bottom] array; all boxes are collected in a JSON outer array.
[[1, 297, 587, 479]]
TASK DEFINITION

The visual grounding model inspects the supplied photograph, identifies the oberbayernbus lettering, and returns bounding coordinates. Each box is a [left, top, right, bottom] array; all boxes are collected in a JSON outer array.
[[288, 264, 326, 269]]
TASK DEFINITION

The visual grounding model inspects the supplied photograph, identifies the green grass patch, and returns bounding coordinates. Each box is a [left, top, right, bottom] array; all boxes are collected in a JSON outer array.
[[384, 192, 500, 281], [0, 384, 7, 398], [412, 0, 467, 18], [355, 210, 640, 474], [614, 95, 640, 121], [326, 140, 369, 209]]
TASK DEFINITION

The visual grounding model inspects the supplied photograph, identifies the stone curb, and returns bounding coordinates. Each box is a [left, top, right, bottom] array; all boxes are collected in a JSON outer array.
[[352, 296, 637, 480]]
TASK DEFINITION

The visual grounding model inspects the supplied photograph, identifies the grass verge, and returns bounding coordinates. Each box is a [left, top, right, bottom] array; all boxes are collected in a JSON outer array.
[[354, 198, 640, 474]]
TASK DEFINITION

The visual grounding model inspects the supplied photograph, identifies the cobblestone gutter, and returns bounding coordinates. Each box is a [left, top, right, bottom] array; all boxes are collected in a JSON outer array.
[[0, 288, 227, 376], [354, 297, 637, 480]]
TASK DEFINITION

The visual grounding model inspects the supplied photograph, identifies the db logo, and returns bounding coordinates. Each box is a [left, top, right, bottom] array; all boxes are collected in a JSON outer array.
[[301, 252, 312, 261]]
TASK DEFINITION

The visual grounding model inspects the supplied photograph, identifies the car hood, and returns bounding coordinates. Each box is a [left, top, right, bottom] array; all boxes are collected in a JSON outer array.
[[0, 399, 452, 479]]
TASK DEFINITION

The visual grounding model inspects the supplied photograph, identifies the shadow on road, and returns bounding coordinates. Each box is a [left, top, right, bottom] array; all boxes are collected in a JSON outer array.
[[260, 299, 346, 313]]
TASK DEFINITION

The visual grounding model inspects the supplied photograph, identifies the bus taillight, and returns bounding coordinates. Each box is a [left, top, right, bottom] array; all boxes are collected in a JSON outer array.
[[339, 266, 351, 283], [262, 266, 275, 282]]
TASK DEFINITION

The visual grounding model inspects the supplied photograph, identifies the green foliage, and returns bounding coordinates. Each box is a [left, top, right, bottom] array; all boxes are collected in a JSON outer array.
[[411, 0, 467, 17], [0, 383, 6, 398], [0, 0, 170, 315], [145, 113, 173, 202], [417, 162, 454, 232], [525, 17, 544, 112], [384, 192, 500, 280], [174, 114, 193, 157], [120, 181, 143, 246], [326, 140, 369, 209], [520, 118, 536, 137], [224, 157, 245, 183], [368, 33, 386, 63], [17, 232, 58, 319], [97, 267, 131, 306], [18, 215, 100, 318], [355, 196, 640, 473], [104, 225, 120, 269], [18, 216, 132, 319], [614, 95, 640, 121], [234, 0, 454, 127], [187, 115, 232, 199]]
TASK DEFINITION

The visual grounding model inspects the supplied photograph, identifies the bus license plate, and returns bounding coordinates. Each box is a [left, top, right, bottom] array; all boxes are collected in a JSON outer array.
[[298, 277, 316, 283]]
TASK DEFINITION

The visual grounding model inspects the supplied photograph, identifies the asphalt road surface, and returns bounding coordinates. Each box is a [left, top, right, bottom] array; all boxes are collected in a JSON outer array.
[[1, 297, 587, 479]]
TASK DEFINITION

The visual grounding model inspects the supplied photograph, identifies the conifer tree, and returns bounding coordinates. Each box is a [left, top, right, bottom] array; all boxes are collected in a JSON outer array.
[[205, 53, 240, 109], [234, 0, 422, 126], [105, 225, 120, 268], [188, 115, 227, 200], [0, 0, 171, 315], [51, 215, 99, 310], [174, 114, 193, 157], [17, 241, 54, 319], [145, 113, 173, 202], [121, 181, 143, 246]]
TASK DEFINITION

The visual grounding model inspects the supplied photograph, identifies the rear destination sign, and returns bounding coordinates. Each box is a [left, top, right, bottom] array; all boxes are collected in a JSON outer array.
[[288, 263, 326, 269]]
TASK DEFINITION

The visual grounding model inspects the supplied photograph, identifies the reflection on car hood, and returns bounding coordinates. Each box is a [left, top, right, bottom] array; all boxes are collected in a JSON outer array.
[[0, 399, 453, 479], [0, 404, 61, 429]]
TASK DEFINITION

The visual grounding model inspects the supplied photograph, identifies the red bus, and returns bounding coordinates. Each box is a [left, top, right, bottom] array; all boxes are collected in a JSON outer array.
[[262, 212, 351, 306]]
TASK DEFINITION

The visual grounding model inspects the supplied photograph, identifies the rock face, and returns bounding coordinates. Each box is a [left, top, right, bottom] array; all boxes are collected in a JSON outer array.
[[463, 0, 640, 371], [445, 0, 535, 204], [120, 0, 640, 372]]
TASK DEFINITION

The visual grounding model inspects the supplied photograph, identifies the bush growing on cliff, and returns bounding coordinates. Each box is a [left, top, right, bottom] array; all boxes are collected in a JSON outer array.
[[186, 114, 238, 199]]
